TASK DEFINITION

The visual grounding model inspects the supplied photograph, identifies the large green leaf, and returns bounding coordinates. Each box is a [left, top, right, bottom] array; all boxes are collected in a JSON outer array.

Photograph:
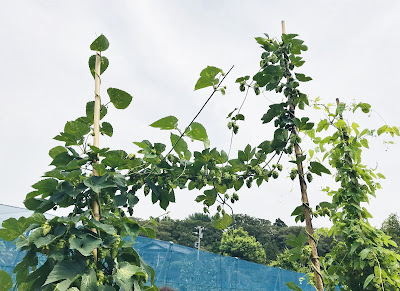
[[89, 218, 116, 235], [102, 150, 127, 168], [253, 65, 283, 89], [50, 152, 74, 167], [140, 257, 157, 285], [33, 234, 56, 248], [212, 213, 233, 230], [194, 66, 223, 90], [83, 175, 115, 193], [261, 103, 286, 124], [32, 178, 58, 194], [170, 133, 191, 160], [353, 102, 371, 113], [0, 217, 31, 241], [186, 122, 208, 142], [88, 55, 109, 78], [150, 116, 178, 130], [90, 34, 109, 51], [80, 268, 97, 291], [49, 146, 68, 159], [64, 120, 90, 137], [113, 262, 147, 291], [44, 260, 85, 291], [316, 119, 329, 132], [92, 163, 106, 176], [101, 122, 113, 137], [24, 197, 54, 213], [0, 270, 12, 291], [295, 73, 312, 82], [203, 188, 217, 206], [86, 101, 108, 122], [69, 233, 102, 256], [285, 282, 303, 291], [363, 274, 374, 289], [107, 88, 133, 109], [309, 161, 331, 176]]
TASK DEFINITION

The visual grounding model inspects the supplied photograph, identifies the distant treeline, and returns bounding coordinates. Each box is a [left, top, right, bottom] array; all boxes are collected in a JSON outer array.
[[133, 213, 334, 264]]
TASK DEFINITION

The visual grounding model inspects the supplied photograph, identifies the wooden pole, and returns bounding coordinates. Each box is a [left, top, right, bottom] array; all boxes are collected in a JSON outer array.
[[282, 20, 324, 291], [91, 51, 102, 260]]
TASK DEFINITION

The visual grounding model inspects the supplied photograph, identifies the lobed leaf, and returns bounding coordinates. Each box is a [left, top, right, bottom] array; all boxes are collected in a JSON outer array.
[[212, 213, 233, 230], [194, 66, 223, 90], [309, 161, 331, 176], [295, 73, 312, 82]]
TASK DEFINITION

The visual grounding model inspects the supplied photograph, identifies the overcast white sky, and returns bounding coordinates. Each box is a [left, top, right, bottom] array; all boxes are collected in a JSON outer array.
[[0, 1, 399, 228]]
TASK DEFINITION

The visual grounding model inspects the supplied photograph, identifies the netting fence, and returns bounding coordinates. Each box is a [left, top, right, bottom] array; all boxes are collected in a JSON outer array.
[[0, 205, 314, 290]]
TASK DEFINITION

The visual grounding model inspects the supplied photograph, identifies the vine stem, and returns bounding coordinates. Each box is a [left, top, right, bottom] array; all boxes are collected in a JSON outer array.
[[282, 20, 324, 291], [91, 50, 102, 260], [144, 65, 234, 182]]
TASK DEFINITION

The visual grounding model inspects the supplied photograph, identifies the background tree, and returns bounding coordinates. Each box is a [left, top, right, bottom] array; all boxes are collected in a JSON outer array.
[[219, 227, 266, 264], [136, 213, 223, 253], [381, 213, 400, 253]]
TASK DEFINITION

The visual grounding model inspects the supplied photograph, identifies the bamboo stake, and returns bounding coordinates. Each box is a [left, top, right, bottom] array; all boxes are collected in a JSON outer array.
[[282, 20, 324, 291], [91, 51, 102, 260]]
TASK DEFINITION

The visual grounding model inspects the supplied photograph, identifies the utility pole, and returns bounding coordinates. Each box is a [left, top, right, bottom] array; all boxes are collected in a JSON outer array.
[[193, 226, 204, 260]]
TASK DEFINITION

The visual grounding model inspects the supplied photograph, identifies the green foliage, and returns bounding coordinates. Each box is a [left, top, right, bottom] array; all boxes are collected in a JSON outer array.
[[0, 35, 256, 290], [0, 270, 12, 291], [2, 28, 399, 291], [136, 213, 223, 254], [286, 281, 304, 291], [381, 213, 400, 252], [186, 122, 209, 146], [0, 34, 162, 291], [232, 31, 400, 290], [307, 102, 400, 290], [212, 213, 233, 229], [137, 213, 316, 261], [150, 116, 178, 130], [220, 227, 266, 264], [88, 55, 109, 78], [194, 66, 224, 90], [107, 88, 133, 109], [90, 34, 109, 52]]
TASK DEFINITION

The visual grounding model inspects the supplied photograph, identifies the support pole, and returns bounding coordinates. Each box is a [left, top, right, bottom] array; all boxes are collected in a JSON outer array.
[[282, 20, 324, 291], [194, 226, 204, 260], [92, 51, 102, 260]]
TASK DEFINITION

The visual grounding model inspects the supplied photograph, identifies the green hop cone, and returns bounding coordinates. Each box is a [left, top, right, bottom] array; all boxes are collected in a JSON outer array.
[[290, 169, 298, 180], [246, 177, 253, 188], [42, 222, 51, 236], [233, 124, 239, 134]]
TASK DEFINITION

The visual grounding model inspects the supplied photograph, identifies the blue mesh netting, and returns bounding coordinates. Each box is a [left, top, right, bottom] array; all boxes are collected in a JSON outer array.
[[134, 236, 314, 291], [0, 205, 315, 290]]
